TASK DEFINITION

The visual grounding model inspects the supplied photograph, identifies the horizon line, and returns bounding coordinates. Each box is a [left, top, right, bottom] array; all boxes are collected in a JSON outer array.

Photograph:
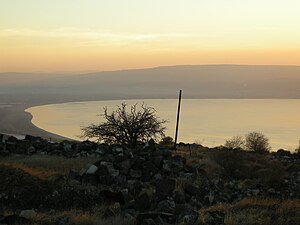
[[2, 63, 300, 75]]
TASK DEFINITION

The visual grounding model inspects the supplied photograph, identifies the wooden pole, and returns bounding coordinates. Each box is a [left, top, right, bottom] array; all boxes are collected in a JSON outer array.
[[174, 90, 182, 150]]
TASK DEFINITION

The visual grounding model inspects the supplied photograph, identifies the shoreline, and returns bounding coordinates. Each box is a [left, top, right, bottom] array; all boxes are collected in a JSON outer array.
[[2, 98, 300, 149], [0, 103, 70, 142]]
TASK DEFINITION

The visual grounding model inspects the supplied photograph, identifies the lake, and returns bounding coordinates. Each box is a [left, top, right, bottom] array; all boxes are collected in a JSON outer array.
[[26, 99, 300, 151]]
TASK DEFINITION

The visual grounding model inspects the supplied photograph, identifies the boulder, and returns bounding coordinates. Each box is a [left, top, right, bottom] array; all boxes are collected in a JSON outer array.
[[27, 145, 36, 154], [0, 214, 32, 225], [156, 199, 176, 214], [175, 204, 199, 225], [136, 212, 175, 225], [81, 174, 99, 186], [151, 156, 164, 168], [113, 147, 123, 155], [99, 190, 125, 205], [56, 216, 75, 225], [86, 165, 98, 174], [184, 183, 201, 197], [141, 218, 157, 225], [203, 211, 225, 225], [19, 210, 37, 220], [130, 169, 143, 179], [135, 192, 151, 212], [155, 179, 176, 198]]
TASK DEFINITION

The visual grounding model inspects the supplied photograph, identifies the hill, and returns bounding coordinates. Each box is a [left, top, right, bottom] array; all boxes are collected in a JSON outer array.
[[1, 65, 300, 104]]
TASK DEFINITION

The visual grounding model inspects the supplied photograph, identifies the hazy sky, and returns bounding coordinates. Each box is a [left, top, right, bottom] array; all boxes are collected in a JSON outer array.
[[1, 0, 300, 72]]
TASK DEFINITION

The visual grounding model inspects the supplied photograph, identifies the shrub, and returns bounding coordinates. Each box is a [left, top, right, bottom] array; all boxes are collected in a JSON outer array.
[[224, 136, 245, 149], [245, 132, 271, 153], [81, 103, 167, 148], [159, 136, 174, 147]]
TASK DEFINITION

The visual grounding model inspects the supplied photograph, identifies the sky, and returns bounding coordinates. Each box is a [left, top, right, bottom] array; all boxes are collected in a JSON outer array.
[[1, 0, 300, 73]]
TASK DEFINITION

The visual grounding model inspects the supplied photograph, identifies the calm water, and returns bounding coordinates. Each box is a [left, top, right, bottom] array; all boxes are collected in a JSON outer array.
[[26, 99, 300, 151]]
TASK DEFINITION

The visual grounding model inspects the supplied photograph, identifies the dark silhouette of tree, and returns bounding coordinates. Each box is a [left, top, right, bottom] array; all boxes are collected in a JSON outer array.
[[81, 103, 167, 148], [245, 131, 271, 153], [224, 136, 245, 149]]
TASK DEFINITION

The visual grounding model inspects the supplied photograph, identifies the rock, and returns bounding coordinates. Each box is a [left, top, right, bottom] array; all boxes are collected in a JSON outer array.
[[151, 156, 164, 168], [103, 207, 116, 218], [96, 165, 109, 175], [141, 218, 157, 225], [189, 196, 203, 208], [268, 188, 276, 194], [56, 216, 74, 225], [0, 142, 6, 152], [118, 159, 131, 171], [19, 210, 37, 220], [175, 191, 186, 204], [252, 189, 260, 196], [204, 191, 215, 206], [109, 169, 120, 177], [79, 163, 92, 176], [175, 204, 199, 225], [99, 190, 125, 205], [0, 214, 32, 225], [68, 169, 79, 180], [27, 145, 36, 154], [162, 156, 185, 173], [184, 183, 201, 197], [136, 212, 175, 225], [156, 199, 176, 213], [99, 174, 114, 185], [156, 179, 176, 198], [7, 136, 18, 143], [143, 161, 159, 176], [81, 174, 99, 186], [86, 165, 98, 174], [135, 192, 151, 212], [130, 169, 143, 178], [113, 147, 123, 155], [203, 211, 225, 225]]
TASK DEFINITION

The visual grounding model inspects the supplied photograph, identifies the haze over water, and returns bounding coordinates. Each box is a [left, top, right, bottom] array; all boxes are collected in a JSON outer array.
[[26, 99, 300, 151]]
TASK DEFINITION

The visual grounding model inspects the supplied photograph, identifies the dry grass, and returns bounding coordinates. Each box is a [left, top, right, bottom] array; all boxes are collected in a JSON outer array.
[[0, 155, 97, 179], [0, 162, 58, 179], [198, 198, 300, 225], [175, 147, 290, 188], [28, 208, 134, 225]]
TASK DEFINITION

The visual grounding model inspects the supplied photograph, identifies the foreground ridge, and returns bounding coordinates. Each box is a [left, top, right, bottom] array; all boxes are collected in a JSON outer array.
[[0, 134, 299, 225]]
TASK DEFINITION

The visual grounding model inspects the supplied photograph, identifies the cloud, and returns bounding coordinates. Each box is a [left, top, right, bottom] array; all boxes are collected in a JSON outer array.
[[0, 27, 198, 41], [0, 27, 209, 50]]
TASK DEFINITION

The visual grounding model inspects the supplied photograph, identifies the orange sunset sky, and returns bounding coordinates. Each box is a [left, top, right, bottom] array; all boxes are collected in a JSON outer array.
[[1, 0, 300, 73]]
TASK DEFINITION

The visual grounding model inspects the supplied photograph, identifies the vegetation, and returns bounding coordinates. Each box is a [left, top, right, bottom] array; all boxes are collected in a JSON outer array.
[[81, 103, 167, 148], [0, 155, 95, 179], [1, 142, 299, 225], [199, 198, 300, 225], [159, 136, 174, 147], [224, 136, 245, 149], [245, 131, 271, 153]]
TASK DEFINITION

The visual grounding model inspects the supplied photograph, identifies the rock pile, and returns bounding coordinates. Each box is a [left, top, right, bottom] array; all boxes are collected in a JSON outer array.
[[1, 134, 300, 225]]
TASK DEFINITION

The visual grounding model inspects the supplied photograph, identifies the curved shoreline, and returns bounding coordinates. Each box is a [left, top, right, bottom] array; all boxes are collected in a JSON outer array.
[[3, 98, 300, 150], [24, 98, 177, 141], [0, 103, 71, 141], [3, 98, 174, 141]]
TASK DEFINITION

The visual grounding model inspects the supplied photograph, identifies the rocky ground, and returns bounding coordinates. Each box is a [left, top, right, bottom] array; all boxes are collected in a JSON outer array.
[[0, 134, 300, 225]]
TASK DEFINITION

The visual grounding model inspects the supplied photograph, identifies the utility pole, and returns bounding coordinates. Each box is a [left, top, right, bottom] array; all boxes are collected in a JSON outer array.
[[174, 90, 182, 150]]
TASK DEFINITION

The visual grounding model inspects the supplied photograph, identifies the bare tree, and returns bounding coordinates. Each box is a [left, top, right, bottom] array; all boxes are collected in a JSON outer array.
[[81, 103, 167, 148], [245, 131, 271, 153], [224, 136, 245, 149]]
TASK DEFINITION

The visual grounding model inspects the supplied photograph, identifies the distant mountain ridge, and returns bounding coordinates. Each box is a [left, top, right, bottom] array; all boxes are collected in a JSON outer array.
[[1, 65, 300, 104]]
